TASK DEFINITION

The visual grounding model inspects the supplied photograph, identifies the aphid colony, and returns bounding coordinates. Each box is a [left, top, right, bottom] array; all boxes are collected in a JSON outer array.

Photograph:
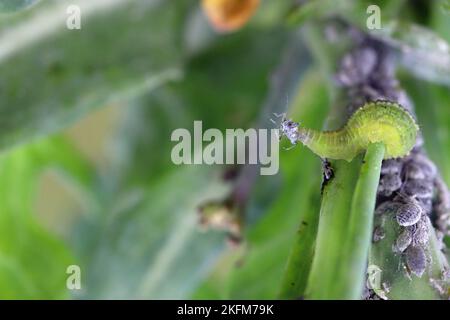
[[330, 32, 448, 298], [375, 152, 449, 278]]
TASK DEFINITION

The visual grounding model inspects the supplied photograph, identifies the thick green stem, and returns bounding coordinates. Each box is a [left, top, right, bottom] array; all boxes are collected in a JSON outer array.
[[334, 142, 385, 299], [278, 203, 320, 299], [306, 143, 384, 299]]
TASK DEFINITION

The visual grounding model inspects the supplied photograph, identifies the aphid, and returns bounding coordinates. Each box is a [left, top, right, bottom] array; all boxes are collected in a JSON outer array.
[[396, 201, 423, 226], [373, 226, 385, 242], [402, 178, 434, 199], [381, 159, 402, 175], [413, 153, 437, 178], [410, 216, 429, 245], [336, 48, 377, 87], [378, 173, 402, 197], [322, 158, 334, 181], [201, 0, 260, 33], [417, 197, 433, 213], [375, 200, 401, 215], [278, 101, 419, 161], [394, 228, 412, 253], [278, 116, 300, 145], [403, 162, 427, 180], [405, 245, 427, 277]]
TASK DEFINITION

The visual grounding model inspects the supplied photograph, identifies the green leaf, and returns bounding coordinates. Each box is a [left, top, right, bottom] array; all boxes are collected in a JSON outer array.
[[0, 0, 39, 12], [0, 136, 92, 298], [0, 0, 182, 150], [70, 20, 290, 299], [373, 21, 450, 86], [194, 70, 329, 299], [305, 157, 361, 299]]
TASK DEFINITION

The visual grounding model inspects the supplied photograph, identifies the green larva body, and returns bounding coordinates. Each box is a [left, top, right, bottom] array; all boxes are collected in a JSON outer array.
[[297, 101, 419, 161]]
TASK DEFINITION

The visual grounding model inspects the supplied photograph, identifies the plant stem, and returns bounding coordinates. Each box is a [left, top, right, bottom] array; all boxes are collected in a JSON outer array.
[[278, 202, 320, 299], [305, 143, 384, 299], [334, 142, 385, 299], [304, 157, 361, 299]]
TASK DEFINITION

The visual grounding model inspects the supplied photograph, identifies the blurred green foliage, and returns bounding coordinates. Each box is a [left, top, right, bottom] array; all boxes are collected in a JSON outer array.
[[0, 0, 39, 12]]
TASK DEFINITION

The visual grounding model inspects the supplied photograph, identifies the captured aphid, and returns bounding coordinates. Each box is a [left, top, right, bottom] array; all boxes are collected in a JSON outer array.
[[278, 101, 419, 161], [201, 0, 259, 32], [278, 116, 301, 145]]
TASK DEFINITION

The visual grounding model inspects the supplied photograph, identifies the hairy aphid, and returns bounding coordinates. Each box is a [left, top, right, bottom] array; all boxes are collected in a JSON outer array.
[[410, 216, 429, 245], [394, 228, 412, 253], [433, 177, 450, 234], [403, 162, 427, 180], [405, 245, 427, 277], [378, 173, 402, 197], [336, 47, 377, 87], [417, 197, 433, 213], [373, 226, 385, 242], [396, 201, 423, 226], [402, 179, 434, 199], [413, 154, 437, 178], [381, 159, 403, 175], [278, 101, 419, 161], [375, 201, 401, 215]]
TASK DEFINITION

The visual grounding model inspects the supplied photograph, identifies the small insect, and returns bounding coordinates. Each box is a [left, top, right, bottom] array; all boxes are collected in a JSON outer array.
[[410, 215, 429, 245], [381, 159, 402, 175], [395, 195, 423, 227], [402, 178, 434, 199], [277, 100, 419, 161], [373, 226, 386, 243], [405, 245, 427, 277], [378, 173, 402, 197], [375, 200, 401, 215], [271, 112, 299, 144], [272, 112, 335, 184], [394, 228, 412, 253]]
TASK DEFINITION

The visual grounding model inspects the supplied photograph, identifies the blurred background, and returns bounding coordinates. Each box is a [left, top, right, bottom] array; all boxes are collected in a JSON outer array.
[[0, 0, 448, 299]]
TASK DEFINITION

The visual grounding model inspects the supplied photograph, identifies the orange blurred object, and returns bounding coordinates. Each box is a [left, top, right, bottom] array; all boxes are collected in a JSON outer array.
[[201, 0, 260, 32]]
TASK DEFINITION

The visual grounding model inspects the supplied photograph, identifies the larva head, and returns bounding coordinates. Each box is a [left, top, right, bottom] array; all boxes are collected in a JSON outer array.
[[349, 101, 419, 159]]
